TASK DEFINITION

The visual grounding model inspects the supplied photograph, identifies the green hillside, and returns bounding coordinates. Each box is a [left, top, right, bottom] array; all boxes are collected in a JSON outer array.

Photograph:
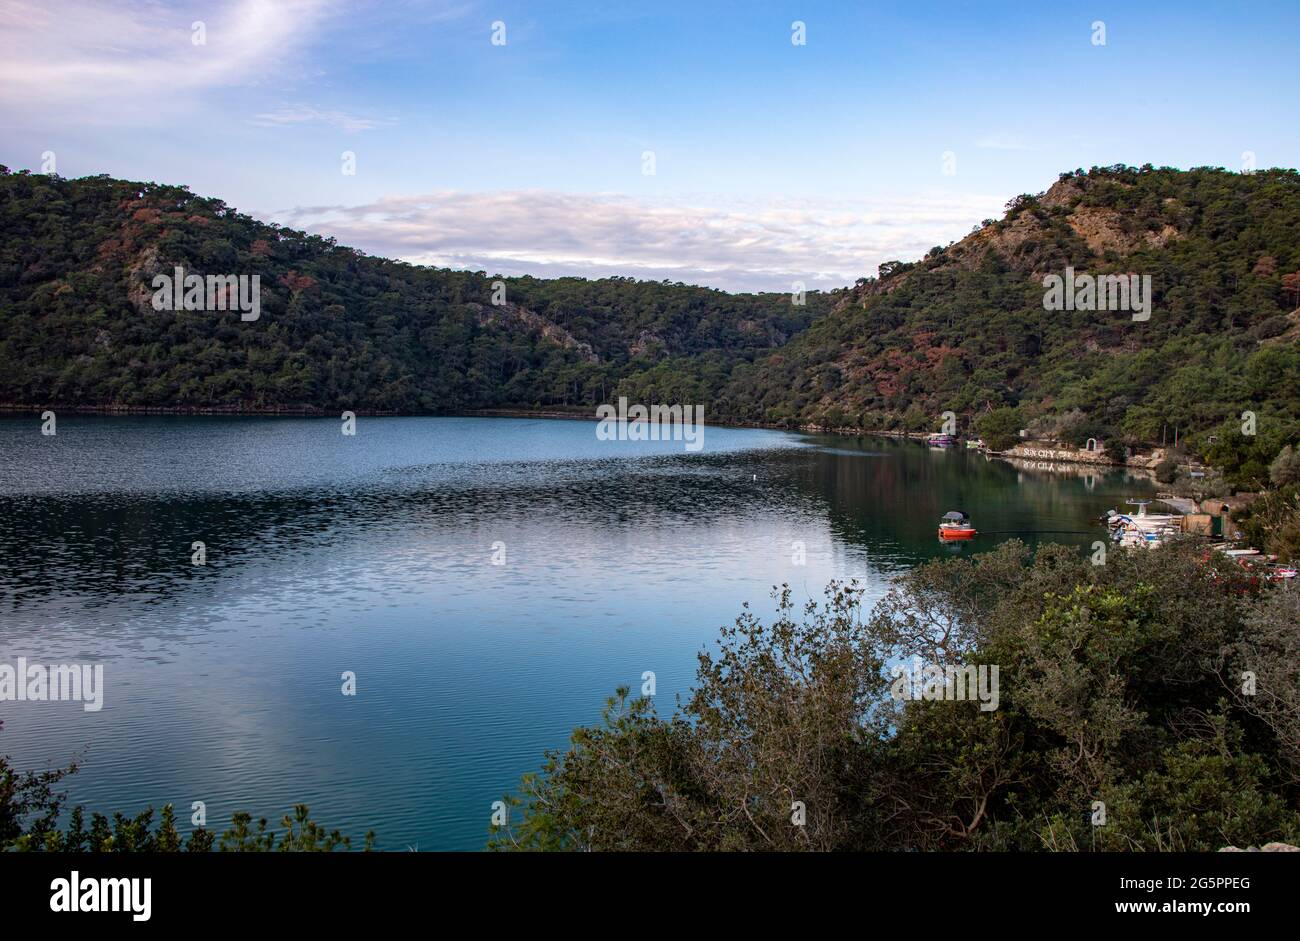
[[721, 165, 1300, 468], [0, 167, 827, 413], [3, 164, 1299, 476]]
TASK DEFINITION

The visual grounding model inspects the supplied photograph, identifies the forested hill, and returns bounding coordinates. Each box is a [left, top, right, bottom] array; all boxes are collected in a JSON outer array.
[[722, 165, 1300, 462], [2, 164, 1299, 469], [0, 167, 829, 413]]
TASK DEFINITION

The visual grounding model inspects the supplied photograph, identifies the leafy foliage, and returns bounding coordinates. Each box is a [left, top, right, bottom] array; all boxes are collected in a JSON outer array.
[[492, 542, 1300, 851], [0, 724, 372, 852], [721, 165, 1300, 464], [0, 167, 828, 413], [1233, 486, 1300, 561], [4, 164, 1297, 472], [975, 406, 1023, 451]]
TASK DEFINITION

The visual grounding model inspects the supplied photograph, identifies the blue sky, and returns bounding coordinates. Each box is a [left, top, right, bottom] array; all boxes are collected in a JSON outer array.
[[2, 0, 1296, 291]]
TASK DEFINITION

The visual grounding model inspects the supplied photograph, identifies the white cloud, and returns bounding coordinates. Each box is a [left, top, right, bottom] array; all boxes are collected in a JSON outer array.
[[269, 189, 1007, 293], [0, 0, 336, 122], [975, 134, 1033, 152], [250, 106, 395, 133]]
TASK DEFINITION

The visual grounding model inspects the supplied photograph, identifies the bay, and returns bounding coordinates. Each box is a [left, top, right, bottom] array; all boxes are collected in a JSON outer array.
[[0, 416, 1153, 850]]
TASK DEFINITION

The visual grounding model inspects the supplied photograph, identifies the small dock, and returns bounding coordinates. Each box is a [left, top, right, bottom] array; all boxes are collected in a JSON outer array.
[[1159, 497, 1199, 515]]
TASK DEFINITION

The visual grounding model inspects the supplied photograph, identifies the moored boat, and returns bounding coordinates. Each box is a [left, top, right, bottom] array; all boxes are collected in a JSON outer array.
[[938, 510, 977, 540], [1210, 544, 1299, 581], [1104, 499, 1182, 548]]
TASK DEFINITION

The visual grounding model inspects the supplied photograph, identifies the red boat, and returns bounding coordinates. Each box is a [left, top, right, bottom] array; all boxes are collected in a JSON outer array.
[[938, 511, 977, 540]]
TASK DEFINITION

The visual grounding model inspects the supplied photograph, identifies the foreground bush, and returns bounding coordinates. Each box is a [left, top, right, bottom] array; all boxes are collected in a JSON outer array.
[[491, 541, 1300, 851], [0, 734, 373, 851]]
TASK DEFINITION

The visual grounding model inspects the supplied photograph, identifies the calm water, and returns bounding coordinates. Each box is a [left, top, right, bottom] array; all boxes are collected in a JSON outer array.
[[0, 416, 1153, 850]]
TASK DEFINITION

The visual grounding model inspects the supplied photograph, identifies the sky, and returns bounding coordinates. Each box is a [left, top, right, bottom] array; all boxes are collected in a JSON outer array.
[[1, 0, 1297, 292]]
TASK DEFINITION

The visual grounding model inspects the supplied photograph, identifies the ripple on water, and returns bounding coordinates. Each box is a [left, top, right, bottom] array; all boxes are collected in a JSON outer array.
[[0, 417, 1152, 849]]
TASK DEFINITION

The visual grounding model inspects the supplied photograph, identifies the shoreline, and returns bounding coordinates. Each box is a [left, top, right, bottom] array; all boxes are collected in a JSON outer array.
[[0, 402, 926, 436], [0, 403, 1167, 472], [0, 403, 948, 438], [0, 403, 400, 417]]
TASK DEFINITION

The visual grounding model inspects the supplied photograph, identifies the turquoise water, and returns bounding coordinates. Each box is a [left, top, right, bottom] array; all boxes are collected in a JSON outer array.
[[0, 416, 1153, 850]]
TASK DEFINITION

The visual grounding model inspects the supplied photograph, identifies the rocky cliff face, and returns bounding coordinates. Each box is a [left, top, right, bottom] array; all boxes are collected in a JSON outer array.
[[842, 173, 1189, 309], [470, 301, 597, 362]]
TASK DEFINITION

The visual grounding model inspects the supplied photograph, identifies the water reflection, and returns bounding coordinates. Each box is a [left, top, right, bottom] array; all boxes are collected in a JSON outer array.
[[0, 417, 1153, 849]]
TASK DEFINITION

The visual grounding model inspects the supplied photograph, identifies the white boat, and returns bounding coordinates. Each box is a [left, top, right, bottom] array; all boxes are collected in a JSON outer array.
[[1116, 525, 1174, 548], [1105, 499, 1181, 548]]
